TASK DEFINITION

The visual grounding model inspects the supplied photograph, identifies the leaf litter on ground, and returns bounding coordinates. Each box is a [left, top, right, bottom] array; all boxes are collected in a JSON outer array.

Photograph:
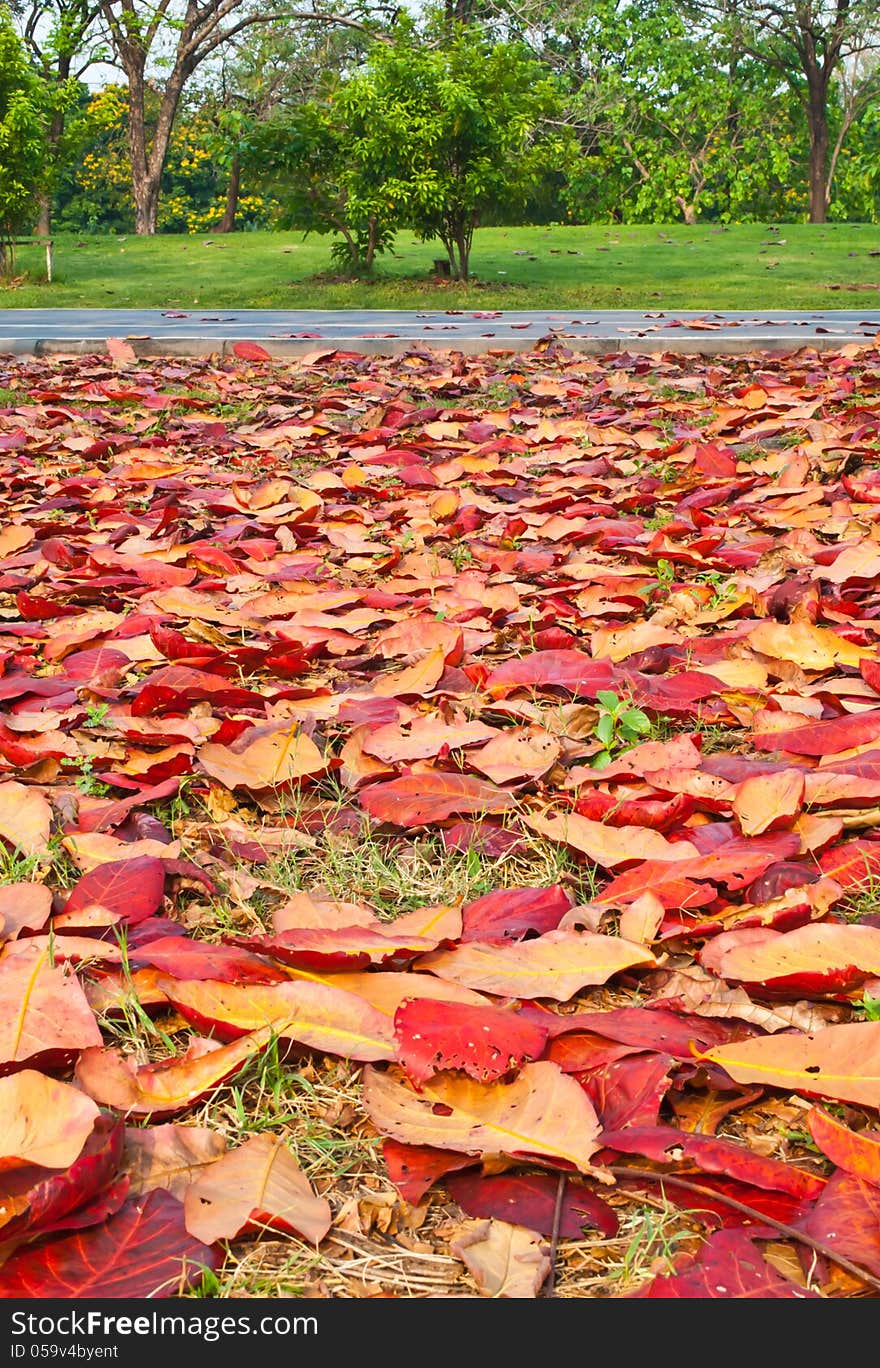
[[3, 339, 880, 1297]]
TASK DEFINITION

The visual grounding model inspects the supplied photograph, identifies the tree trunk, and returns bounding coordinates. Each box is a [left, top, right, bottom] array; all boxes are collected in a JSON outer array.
[[217, 152, 240, 232], [455, 231, 469, 282], [132, 181, 161, 235], [36, 195, 51, 236], [807, 79, 830, 223]]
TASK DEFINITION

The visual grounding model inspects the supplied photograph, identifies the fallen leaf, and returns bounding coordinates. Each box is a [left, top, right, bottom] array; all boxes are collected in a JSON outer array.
[[363, 1061, 603, 1174], [183, 1134, 331, 1244], [417, 929, 655, 1001], [450, 1218, 550, 1297], [0, 1190, 219, 1297]]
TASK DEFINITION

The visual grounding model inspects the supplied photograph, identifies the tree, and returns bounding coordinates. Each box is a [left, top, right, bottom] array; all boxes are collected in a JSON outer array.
[[336, 18, 568, 279], [9, 0, 104, 231], [560, 0, 796, 223], [252, 95, 396, 272], [0, 9, 55, 268], [98, 1, 387, 235], [694, 0, 880, 222]]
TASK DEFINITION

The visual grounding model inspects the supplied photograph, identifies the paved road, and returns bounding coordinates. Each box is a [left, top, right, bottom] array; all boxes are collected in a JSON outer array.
[[2, 308, 880, 356]]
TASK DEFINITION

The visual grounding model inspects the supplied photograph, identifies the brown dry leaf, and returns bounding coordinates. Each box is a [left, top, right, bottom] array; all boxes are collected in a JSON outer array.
[[648, 965, 842, 1033], [123, 1124, 228, 1199], [450, 1218, 551, 1297], [183, 1134, 332, 1244], [362, 1061, 603, 1175]]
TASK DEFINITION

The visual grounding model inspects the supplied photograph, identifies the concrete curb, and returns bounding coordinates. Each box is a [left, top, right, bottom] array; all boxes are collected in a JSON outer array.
[[0, 332, 875, 359]]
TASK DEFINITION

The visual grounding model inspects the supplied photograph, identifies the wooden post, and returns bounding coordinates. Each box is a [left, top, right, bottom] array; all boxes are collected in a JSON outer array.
[[46, 240, 53, 283]]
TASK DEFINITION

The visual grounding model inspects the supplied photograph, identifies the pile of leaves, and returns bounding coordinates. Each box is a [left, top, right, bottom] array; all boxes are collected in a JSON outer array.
[[1, 337, 880, 1299]]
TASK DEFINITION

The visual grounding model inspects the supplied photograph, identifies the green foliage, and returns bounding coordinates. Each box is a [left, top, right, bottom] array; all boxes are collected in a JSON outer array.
[[0, 11, 56, 255], [251, 97, 394, 275], [335, 16, 570, 279], [590, 690, 652, 768], [56, 84, 276, 234], [857, 992, 880, 1022], [252, 14, 568, 280], [562, 0, 798, 225]]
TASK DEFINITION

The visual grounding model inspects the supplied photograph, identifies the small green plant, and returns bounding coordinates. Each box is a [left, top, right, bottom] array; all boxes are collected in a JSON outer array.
[[591, 690, 652, 769], [71, 755, 111, 797], [645, 509, 674, 530], [694, 569, 737, 610], [449, 540, 474, 570], [84, 702, 110, 728], [857, 991, 880, 1022]]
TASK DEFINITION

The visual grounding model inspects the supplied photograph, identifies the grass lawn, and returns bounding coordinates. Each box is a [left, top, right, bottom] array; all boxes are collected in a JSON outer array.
[[4, 220, 880, 310]]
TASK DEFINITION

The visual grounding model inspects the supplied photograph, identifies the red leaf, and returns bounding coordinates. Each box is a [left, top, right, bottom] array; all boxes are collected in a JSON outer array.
[[0, 1190, 219, 1297], [360, 772, 515, 825], [600, 1126, 825, 1200], [460, 886, 573, 943], [818, 839, 880, 889], [394, 999, 548, 1085], [578, 1053, 675, 1130], [484, 650, 614, 698], [753, 710, 880, 756], [798, 1172, 880, 1278], [636, 1228, 817, 1298], [232, 341, 272, 361], [60, 856, 166, 928], [381, 1140, 474, 1204], [231, 925, 438, 972], [446, 1170, 618, 1239], [129, 936, 287, 984], [0, 1116, 124, 1242], [544, 1006, 745, 1057]]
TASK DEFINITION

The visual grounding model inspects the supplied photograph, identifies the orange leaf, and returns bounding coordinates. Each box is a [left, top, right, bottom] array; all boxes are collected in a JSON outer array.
[[0, 783, 52, 858], [361, 772, 515, 825], [0, 942, 101, 1068], [703, 1021, 880, 1107], [702, 923, 880, 995], [469, 727, 562, 784], [157, 977, 397, 1061], [522, 808, 698, 868], [363, 1061, 603, 1174], [0, 1071, 100, 1169], [733, 769, 805, 835], [807, 1107, 880, 1186], [199, 724, 326, 790], [417, 929, 655, 1001], [75, 1031, 277, 1116]]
